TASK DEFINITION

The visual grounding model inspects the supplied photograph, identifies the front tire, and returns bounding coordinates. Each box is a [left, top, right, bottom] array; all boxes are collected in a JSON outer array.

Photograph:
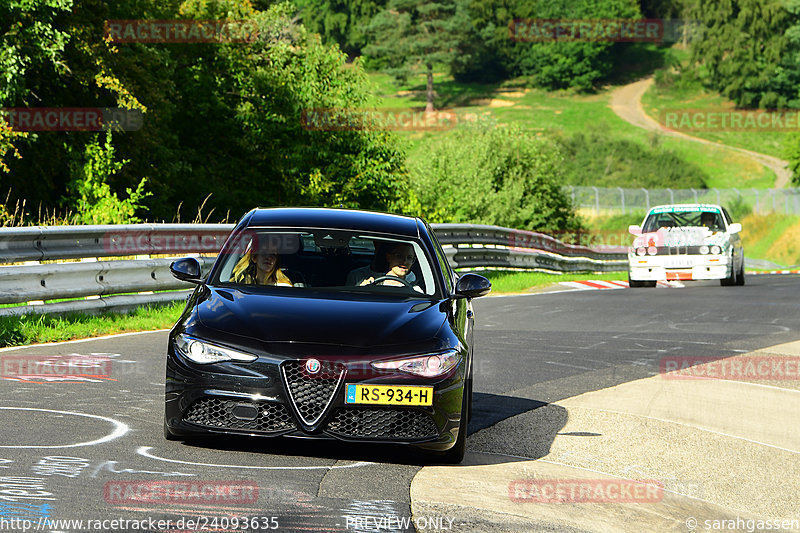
[[164, 418, 179, 441], [735, 258, 745, 286], [720, 261, 737, 286], [629, 273, 656, 288], [440, 381, 470, 464]]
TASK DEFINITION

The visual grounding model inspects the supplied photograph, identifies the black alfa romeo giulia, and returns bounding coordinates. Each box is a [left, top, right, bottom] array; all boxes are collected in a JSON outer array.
[[164, 208, 490, 463]]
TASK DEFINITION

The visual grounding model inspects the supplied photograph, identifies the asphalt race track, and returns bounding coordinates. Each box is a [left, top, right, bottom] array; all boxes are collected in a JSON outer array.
[[1, 274, 798, 532]]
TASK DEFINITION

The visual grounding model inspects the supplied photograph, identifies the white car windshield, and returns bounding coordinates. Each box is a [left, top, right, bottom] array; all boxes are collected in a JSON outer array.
[[642, 210, 724, 233]]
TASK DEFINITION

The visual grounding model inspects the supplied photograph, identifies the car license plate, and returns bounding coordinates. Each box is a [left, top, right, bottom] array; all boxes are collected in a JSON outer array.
[[664, 257, 692, 268], [346, 384, 433, 406]]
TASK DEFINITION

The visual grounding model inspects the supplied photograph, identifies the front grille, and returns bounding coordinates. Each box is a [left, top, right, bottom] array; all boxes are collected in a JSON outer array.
[[282, 360, 345, 426], [325, 407, 439, 440], [184, 398, 293, 433]]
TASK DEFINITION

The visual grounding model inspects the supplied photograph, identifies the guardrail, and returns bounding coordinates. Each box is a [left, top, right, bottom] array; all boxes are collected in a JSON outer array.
[[0, 223, 627, 316]]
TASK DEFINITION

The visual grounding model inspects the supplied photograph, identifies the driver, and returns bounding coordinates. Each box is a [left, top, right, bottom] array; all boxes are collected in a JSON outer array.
[[347, 242, 419, 289], [700, 211, 719, 231]]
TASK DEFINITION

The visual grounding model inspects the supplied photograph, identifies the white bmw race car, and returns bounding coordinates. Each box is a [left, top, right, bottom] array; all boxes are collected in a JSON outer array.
[[628, 204, 745, 287]]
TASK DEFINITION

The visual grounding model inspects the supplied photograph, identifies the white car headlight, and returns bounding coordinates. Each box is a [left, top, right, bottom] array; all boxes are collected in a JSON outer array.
[[710, 245, 722, 255], [371, 349, 461, 378], [635, 247, 646, 256], [175, 334, 257, 364], [699, 245, 709, 254]]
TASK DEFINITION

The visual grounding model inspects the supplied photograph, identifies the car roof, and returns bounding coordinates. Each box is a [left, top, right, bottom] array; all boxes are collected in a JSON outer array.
[[648, 204, 723, 213], [244, 208, 422, 238]]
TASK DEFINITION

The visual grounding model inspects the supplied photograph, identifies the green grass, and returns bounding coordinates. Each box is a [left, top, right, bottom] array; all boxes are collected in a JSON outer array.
[[366, 72, 776, 189], [740, 213, 800, 264], [642, 75, 789, 163], [0, 302, 182, 348], [479, 270, 627, 294]]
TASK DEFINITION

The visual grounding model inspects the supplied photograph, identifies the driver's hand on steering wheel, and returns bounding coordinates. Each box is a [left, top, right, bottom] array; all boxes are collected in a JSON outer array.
[[359, 275, 405, 287], [378, 272, 405, 286]]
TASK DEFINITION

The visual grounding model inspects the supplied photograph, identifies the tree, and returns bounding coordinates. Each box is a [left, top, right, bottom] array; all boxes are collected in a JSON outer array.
[[295, 0, 385, 58], [1, 0, 411, 221], [364, 0, 472, 111], [0, 0, 72, 173], [688, 0, 798, 109], [407, 123, 581, 231], [66, 131, 151, 224]]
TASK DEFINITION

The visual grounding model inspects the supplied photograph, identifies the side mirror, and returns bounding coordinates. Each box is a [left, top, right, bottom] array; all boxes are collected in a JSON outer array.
[[727, 223, 742, 234], [628, 225, 642, 235], [170, 257, 203, 284], [455, 273, 491, 299]]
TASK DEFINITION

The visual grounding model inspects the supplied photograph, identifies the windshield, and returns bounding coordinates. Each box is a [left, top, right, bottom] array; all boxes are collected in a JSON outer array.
[[642, 208, 725, 233], [210, 228, 438, 297]]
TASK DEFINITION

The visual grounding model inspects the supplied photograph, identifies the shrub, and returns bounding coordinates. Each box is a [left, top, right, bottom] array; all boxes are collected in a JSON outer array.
[[554, 126, 708, 189], [405, 123, 581, 231]]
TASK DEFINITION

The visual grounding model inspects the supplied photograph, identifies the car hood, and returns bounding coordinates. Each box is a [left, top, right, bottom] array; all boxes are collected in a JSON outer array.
[[633, 227, 732, 248], [196, 287, 447, 348]]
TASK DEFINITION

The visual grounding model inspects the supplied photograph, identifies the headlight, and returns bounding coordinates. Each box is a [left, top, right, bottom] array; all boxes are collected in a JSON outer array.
[[699, 245, 709, 254], [710, 245, 722, 255], [371, 349, 461, 378], [647, 246, 657, 256], [636, 247, 646, 256], [174, 334, 257, 364]]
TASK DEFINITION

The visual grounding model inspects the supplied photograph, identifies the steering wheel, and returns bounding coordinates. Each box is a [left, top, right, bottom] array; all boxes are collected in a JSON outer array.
[[367, 275, 414, 288]]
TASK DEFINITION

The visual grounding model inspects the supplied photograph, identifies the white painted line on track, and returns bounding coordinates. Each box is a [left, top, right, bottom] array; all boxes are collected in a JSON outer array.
[[0, 329, 170, 352], [136, 446, 375, 470], [0, 407, 129, 448], [545, 361, 593, 371]]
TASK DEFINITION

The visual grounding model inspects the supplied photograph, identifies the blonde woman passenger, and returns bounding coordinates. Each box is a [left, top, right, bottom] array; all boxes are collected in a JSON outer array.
[[230, 239, 293, 287]]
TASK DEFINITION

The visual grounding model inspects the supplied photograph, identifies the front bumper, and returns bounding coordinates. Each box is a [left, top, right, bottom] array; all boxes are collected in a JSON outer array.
[[629, 256, 731, 281], [165, 348, 465, 451]]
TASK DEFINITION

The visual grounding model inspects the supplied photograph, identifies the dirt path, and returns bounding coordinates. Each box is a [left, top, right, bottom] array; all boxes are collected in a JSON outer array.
[[609, 78, 792, 188]]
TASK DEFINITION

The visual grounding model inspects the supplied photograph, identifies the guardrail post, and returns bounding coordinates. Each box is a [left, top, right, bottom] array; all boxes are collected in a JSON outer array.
[[754, 189, 759, 214], [668, 188, 674, 204], [771, 189, 776, 212], [592, 186, 600, 213], [713, 188, 720, 205], [641, 188, 650, 212], [617, 187, 625, 214], [691, 188, 698, 203]]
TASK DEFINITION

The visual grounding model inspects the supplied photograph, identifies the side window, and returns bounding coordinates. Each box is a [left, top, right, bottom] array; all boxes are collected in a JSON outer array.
[[721, 207, 733, 225], [428, 227, 454, 293]]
